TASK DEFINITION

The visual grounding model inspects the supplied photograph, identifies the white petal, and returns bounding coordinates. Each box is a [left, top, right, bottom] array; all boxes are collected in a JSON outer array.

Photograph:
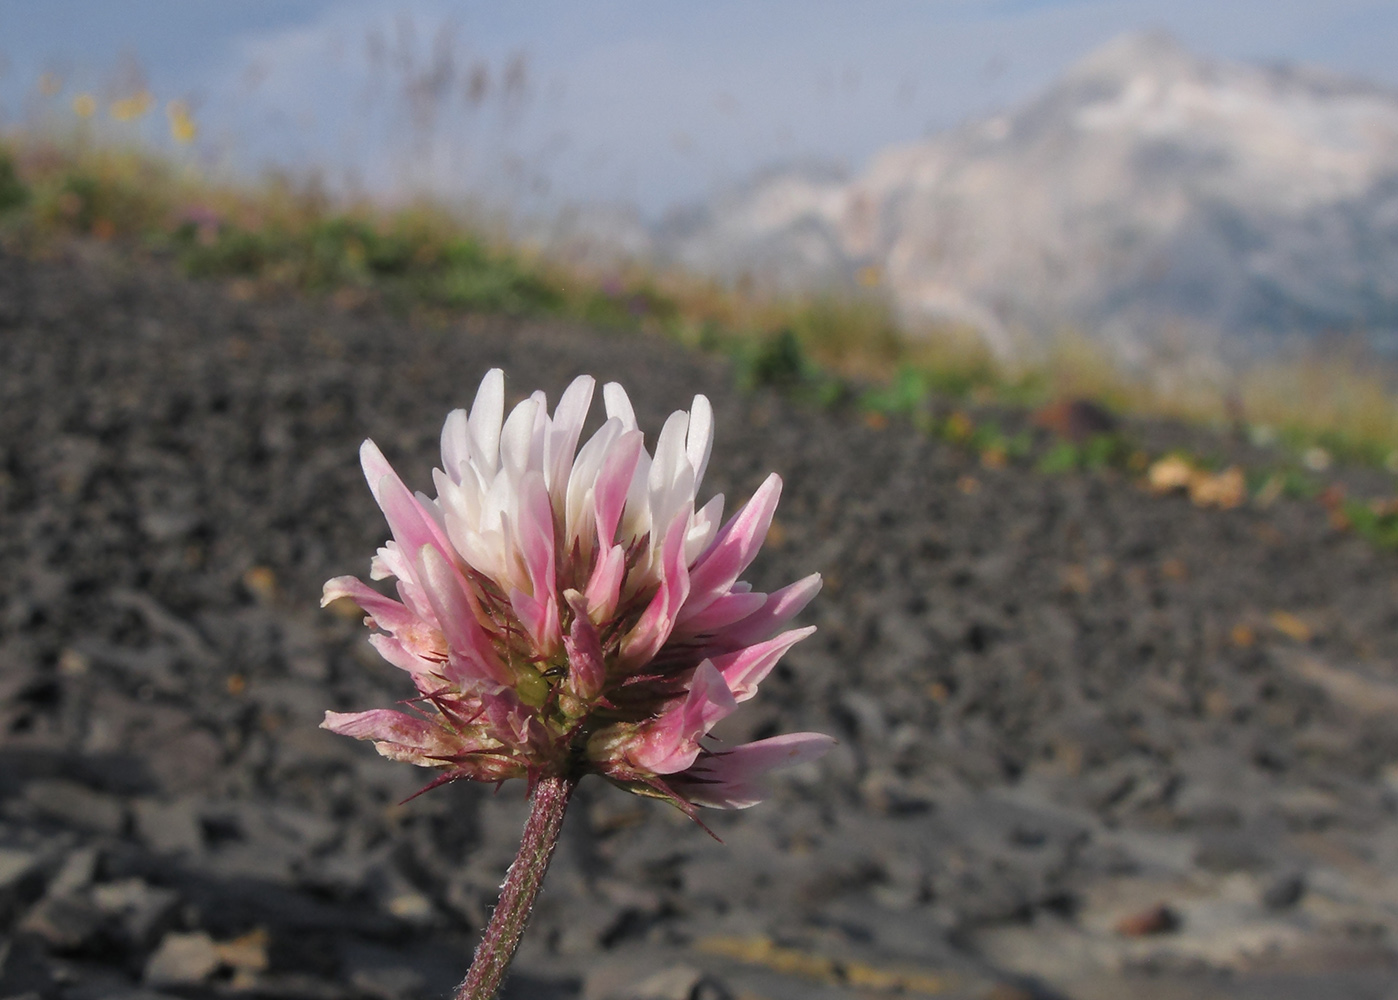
[[603, 381, 638, 431], [686, 493, 725, 564], [499, 396, 541, 478], [686, 395, 714, 491], [547, 375, 595, 498], [440, 408, 470, 484], [649, 410, 690, 496], [468, 369, 505, 477]]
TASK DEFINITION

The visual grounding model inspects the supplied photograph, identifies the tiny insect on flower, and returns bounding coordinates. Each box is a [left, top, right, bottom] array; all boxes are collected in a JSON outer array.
[[323, 369, 833, 816]]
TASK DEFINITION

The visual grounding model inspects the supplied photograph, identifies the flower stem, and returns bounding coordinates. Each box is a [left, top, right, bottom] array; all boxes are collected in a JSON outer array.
[[454, 773, 577, 1000]]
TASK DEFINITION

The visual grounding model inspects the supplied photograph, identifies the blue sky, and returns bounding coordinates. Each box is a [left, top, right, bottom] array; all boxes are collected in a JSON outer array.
[[2, 1, 1397, 217]]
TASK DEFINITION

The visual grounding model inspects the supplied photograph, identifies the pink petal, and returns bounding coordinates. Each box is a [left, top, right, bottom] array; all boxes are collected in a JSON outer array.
[[674, 732, 835, 808], [713, 626, 816, 702], [322, 576, 418, 633], [562, 591, 606, 701], [324, 575, 447, 665], [515, 473, 556, 603], [680, 474, 782, 625], [321, 709, 458, 765], [391, 576, 438, 629], [509, 472, 561, 651], [627, 661, 736, 774], [509, 586, 560, 661], [417, 546, 511, 687], [592, 430, 644, 549], [481, 688, 548, 752], [619, 509, 693, 670], [676, 591, 769, 636], [367, 633, 439, 678], [360, 439, 454, 565], [584, 544, 626, 621], [703, 573, 823, 652], [565, 418, 621, 545]]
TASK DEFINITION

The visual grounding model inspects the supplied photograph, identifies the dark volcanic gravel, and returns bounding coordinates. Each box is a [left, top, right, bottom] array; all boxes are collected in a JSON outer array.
[[4, 242, 1398, 1000]]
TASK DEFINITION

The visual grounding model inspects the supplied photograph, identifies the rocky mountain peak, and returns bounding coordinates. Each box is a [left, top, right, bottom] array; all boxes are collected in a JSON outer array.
[[1061, 29, 1212, 90], [651, 32, 1398, 364]]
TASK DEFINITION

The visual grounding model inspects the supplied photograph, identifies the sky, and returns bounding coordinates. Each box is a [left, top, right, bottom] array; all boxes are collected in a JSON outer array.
[[2, 1, 1398, 219]]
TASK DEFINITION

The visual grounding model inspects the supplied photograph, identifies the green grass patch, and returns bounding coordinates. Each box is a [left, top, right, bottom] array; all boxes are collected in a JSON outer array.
[[1344, 499, 1398, 549], [1035, 433, 1130, 474], [5, 131, 1398, 485]]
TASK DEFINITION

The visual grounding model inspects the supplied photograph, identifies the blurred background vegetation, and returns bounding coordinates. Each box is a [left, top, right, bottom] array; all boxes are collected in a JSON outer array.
[[5, 4, 1398, 516]]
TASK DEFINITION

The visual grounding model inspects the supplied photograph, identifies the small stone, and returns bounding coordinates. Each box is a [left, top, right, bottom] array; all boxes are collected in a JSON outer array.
[[385, 890, 435, 924], [0, 848, 42, 888], [24, 780, 126, 834], [214, 928, 270, 973], [0, 847, 44, 918], [624, 965, 732, 1000], [144, 931, 220, 988], [48, 846, 100, 896], [1275, 788, 1339, 829], [133, 798, 204, 855], [19, 892, 106, 950], [91, 878, 181, 946], [1261, 872, 1306, 911], [982, 986, 1036, 1000], [350, 964, 425, 1000], [1114, 902, 1180, 937], [0, 937, 57, 997], [143, 727, 225, 794]]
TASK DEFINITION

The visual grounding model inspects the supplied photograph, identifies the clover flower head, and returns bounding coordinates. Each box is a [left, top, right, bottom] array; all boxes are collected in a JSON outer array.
[[323, 369, 832, 813]]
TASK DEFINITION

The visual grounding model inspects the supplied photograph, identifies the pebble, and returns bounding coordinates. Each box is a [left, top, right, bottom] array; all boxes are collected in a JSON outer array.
[[23, 781, 125, 835], [0, 847, 44, 918], [143, 932, 220, 988]]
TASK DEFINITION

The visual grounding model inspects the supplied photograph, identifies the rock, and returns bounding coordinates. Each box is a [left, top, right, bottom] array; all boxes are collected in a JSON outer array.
[[384, 889, 435, 925], [0, 937, 57, 997], [142, 726, 226, 793], [19, 892, 106, 951], [91, 878, 181, 946], [588, 963, 733, 1000], [1261, 872, 1306, 911], [144, 931, 221, 988], [1273, 787, 1341, 829], [23, 780, 126, 834], [349, 964, 426, 1000], [625, 965, 723, 1000], [1114, 902, 1181, 937], [47, 846, 99, 896], [214, 928, 271, 975], [982, 987, 1036, 1000], [339, 940, 462, 1000], [0, 847, 45, 919], [132, 797, 204, 855]]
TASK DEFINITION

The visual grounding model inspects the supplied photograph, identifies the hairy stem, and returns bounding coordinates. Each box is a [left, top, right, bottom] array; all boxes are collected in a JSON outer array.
[[454, 773, 577, 1000]]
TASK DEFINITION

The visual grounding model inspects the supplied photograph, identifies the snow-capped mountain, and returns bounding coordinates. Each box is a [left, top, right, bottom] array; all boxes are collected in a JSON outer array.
[[654, 31, 1398, 358]]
